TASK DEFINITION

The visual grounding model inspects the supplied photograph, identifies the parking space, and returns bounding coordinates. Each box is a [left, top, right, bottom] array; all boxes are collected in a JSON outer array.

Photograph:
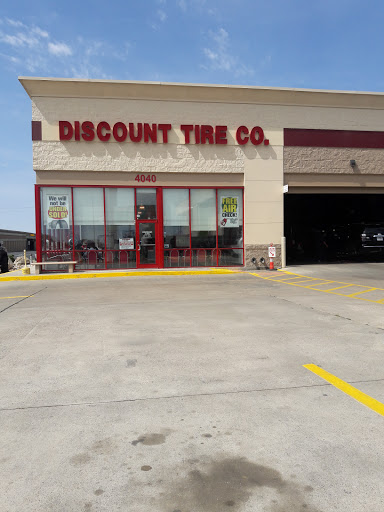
[[251, 265, 384, 304], [1, 271, 384, 511]]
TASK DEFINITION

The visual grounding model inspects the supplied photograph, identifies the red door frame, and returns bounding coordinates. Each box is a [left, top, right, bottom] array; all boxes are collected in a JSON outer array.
[[136, 187, 163, 268], [136, 220, 158, 268]]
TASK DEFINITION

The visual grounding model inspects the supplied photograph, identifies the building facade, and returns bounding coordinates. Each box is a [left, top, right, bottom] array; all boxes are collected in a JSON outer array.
[[0, 229, 36, 253], [20, 78, 384, 270]]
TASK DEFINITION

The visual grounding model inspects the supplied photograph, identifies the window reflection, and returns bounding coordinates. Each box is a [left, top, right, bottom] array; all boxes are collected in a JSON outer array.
[[136, 188, 157, 219], [190, 189, 216, 248]]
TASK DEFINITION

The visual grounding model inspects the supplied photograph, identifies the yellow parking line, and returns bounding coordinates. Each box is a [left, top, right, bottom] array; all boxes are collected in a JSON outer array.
[[0, 295, 30, 299], [303, 364, 384, 417], [261, 274, 287, 280], [281, 277, 327, 283], [0, 268, 22, 276], [303, 281, 335, 288], [270, 276, 307, 281], [355, 296, 384, 304], [276, 278, 321, 284], [322, 284, 355, 292], [250, 271, 384, 305], [346, 288, 377, 297]]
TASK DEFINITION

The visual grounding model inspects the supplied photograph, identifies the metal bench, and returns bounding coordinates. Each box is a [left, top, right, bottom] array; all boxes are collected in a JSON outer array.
[[31, 261, 77, 274]]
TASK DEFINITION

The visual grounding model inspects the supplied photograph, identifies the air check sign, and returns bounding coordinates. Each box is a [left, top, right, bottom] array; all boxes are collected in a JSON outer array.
[[220, 196, 239, 227]]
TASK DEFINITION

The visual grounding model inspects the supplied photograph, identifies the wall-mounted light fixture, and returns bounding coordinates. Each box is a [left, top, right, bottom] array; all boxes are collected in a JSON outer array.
[[350, 159, 356, 168]]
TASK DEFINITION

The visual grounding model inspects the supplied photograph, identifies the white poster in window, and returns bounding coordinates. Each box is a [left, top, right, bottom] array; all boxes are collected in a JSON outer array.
[[45, 193, 71, 229], [220, 196, 239, 228], [119, 238, 134, 250]]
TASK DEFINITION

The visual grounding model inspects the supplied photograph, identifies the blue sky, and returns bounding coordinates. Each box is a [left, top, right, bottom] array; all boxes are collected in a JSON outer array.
[[1, 0, 384, 232]]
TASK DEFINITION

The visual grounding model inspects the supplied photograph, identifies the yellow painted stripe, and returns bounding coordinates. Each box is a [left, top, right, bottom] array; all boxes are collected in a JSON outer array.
[[321, 284, 355, 292], [282, 278, 321, 284], [303, 280, 334, 285], [0, 269, 237, 282], [251, 271, 384, 304], [259, 274, 285, 280], [0, 295, 30, 299], [284, 272, 384, 291], [0, 268, 22, 278], [303, 364, 384, 417], [303, 281, 335, 288], [274, 276, 320, 282], [346, 288, 377, 297]]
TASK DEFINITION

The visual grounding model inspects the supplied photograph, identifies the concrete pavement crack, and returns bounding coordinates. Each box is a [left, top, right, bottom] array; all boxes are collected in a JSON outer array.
[[0, 288, 46, 315], [0, 378, 380, 413], [270, 293, 384, 331]]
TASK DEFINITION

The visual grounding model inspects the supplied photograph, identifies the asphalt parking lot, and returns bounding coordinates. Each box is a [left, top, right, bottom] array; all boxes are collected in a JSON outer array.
[[1, 266, 384, 512]]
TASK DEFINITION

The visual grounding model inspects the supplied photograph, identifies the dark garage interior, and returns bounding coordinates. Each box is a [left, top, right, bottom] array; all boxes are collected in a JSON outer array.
[[284, 193, 384, 264]]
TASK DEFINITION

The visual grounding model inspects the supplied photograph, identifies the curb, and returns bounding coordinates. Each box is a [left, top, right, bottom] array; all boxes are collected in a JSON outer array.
[[0, 268, 238, 282]]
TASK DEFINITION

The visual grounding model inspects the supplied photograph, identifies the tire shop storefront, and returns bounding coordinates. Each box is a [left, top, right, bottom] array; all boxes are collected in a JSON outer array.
[[20, 77, 384, 270]]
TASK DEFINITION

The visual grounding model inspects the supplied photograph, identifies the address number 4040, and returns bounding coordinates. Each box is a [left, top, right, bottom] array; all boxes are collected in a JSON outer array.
[[135, 174, 157, 183]]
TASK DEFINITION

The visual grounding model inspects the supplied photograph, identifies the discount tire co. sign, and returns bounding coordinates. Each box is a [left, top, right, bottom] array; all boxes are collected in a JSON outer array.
[[58, 121, 270, 146]]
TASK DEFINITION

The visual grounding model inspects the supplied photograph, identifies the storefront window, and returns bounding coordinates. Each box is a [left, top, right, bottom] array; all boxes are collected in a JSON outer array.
[[40, 187, 72, 264], [217, 189, 243, 248], [136, 188, 157, 219], [105, 188, 136, 268], [37, 185, 243, 270], [73, 188, 105, 268], [191, 189, 216, 249], [219, 248, 243, 266], [163, 189, 190, 267]]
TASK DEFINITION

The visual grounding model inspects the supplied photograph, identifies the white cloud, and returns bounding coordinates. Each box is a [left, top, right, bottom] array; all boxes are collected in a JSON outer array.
[[48, 41, 72, 56], [6, 18, 25, 28], [0, 18, 130, 78], [177, 0, 187, 10], [32, 27, 49, 38], [203, 27, 254, 76], [0, 52, 21, 64], [157, 9, 167, 22], [0, 31, 39, 48]]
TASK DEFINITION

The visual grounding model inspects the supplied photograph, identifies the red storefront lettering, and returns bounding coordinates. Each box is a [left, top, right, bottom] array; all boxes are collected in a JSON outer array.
[[58, 121, 268, 146], [59, 121, 73, 140], [215, 125, 227, 145], [180, 124, 194, 144], [81, 121, 95, 141], [143, 123, 158, 143], [158, 123, 172, 143], [113, 122, 128, 142], [236, 126, 249, 145], [250, 126, 264, 145], [97, 122, 111, 142]]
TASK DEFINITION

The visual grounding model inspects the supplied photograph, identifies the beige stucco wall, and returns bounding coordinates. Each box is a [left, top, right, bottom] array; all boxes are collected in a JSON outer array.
[[35, 171, 244, 187], [284, 146, 384, 175]]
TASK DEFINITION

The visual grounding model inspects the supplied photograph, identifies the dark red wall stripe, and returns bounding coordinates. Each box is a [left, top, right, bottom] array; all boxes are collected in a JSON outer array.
[[284, 128, 384, 149], [31, 121, 42, 141]]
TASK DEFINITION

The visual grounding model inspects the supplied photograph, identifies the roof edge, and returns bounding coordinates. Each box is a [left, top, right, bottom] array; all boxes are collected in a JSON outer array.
[[18, 77, 384, 109]]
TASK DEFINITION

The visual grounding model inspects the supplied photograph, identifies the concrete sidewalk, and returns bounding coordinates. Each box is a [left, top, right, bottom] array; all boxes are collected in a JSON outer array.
[[0, 266, 240, 281]]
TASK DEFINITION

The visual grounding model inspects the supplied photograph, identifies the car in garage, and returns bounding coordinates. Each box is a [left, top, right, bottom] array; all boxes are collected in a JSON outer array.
[[360, 225, 384, 254]]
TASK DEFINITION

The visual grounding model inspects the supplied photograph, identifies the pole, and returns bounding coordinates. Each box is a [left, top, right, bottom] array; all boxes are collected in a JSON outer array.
[[22, 249, 30, 275], [281, 236, 286, 268]]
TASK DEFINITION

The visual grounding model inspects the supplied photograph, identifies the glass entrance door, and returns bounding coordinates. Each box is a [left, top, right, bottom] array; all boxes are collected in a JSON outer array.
[[137, 221, 157, 267], [135, 188, 162, 268]]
